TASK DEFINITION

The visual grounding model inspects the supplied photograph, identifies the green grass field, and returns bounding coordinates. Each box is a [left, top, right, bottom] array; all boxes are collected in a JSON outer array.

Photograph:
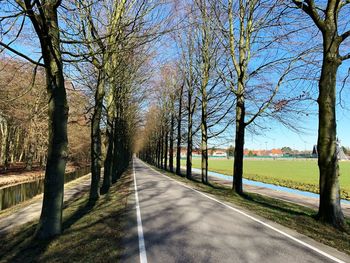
[[182, 158, 350, 199]]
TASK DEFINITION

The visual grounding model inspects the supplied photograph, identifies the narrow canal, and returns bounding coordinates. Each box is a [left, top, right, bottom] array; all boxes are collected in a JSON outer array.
[[191, 168, 350, 205], [0, 167, 90, 211]]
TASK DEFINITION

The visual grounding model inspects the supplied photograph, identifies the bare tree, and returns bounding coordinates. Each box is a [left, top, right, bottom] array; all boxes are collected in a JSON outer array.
[[0, 0, 70, 239], [210, 0, 303, 194], [292, 0, 350, 229]]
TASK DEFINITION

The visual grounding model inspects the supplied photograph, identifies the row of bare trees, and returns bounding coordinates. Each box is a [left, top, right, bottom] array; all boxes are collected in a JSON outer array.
[[0, 0, 163, 239], [65, 0, 159, 200], [138, 0, 350, 231]]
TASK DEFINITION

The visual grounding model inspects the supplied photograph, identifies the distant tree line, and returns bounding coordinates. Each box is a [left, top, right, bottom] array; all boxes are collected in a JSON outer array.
[[0, 59, 90, 171]]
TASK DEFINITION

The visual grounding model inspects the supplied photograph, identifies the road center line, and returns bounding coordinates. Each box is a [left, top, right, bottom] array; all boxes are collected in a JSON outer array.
[[140, 159, 345, 263], [133, 158, 148, 263]]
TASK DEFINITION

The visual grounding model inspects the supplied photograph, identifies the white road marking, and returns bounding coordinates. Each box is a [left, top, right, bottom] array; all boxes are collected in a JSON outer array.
[[133, 158, 148, 263], [140, 159, 346, 263]]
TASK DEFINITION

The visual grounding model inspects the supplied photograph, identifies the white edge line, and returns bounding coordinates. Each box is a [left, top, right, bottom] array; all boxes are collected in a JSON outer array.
[[140, 159, 346, 263], [133, 158, 148, 263]]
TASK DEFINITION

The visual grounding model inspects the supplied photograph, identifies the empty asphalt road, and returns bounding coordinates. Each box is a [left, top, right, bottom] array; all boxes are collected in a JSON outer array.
[[124, 158, 350, 263]]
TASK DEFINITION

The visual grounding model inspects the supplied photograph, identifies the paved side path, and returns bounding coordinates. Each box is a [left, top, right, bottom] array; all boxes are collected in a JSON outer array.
[[246, 183, 350, 217], [181, 166, 350, 218], [127, 158, 349, 263], [0, 174, 91, 234]]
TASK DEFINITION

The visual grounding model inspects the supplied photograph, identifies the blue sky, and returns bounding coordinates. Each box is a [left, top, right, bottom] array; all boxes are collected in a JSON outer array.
[[158, 2, 350, 151], [231, 92, 350, 151], [154, 33, 350, 151], [243, 100, 350, 151]]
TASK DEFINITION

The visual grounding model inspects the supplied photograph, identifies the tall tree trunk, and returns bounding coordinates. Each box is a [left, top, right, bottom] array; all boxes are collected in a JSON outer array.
[[201, 93, 208, 184], [101, 85, 116, 193], [233, 94, 245, 195], [160, 127, 164, 169], [9, 127, 15, 164], [176, 85, 184, 175], [155, 139, 158, 166], [40, 147, 46, 168], [112, 117, 120, 184], [157, 136, 161, 168], [26, 122, 34, 170], [101, 117, 114, 193], [3, 126, 10, 170], [19, 145, 24, 162], [199, 0, 209, 185], [153, 140, 157, 165], [14, 127, 21, 163], [26, 143, 34, 171], [291, 0, 349, 231], [164, 130, 168, 170], [0, 121, 4, 164], [34, 4, 69, 239], [90, 72, 105, 201], [19, 128, 26, 163], [169, 114, 174, 173], [36, 66, 68, 239], [186, 105, 193, 179], [0, 120, 9, 170], [316, 33, 344, 228]]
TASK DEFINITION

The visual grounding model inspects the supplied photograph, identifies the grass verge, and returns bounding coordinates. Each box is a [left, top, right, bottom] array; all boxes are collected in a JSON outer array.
[[0, 171, 133, 263], [152, 164, 350, 255]]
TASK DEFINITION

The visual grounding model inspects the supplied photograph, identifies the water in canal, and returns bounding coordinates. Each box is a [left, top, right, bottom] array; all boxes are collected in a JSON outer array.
[[0, 167, 90, 211], [191, 168, 350, 205]]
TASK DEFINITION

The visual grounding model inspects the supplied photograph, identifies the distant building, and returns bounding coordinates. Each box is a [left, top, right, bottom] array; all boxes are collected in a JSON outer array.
[[180, 148, 201, 158], [211, 150, 227, 157], [179, 148, 227, 158], [270, 149, 283, 157], [180, 148, 186, 158], [243, 148, 283, 157]]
